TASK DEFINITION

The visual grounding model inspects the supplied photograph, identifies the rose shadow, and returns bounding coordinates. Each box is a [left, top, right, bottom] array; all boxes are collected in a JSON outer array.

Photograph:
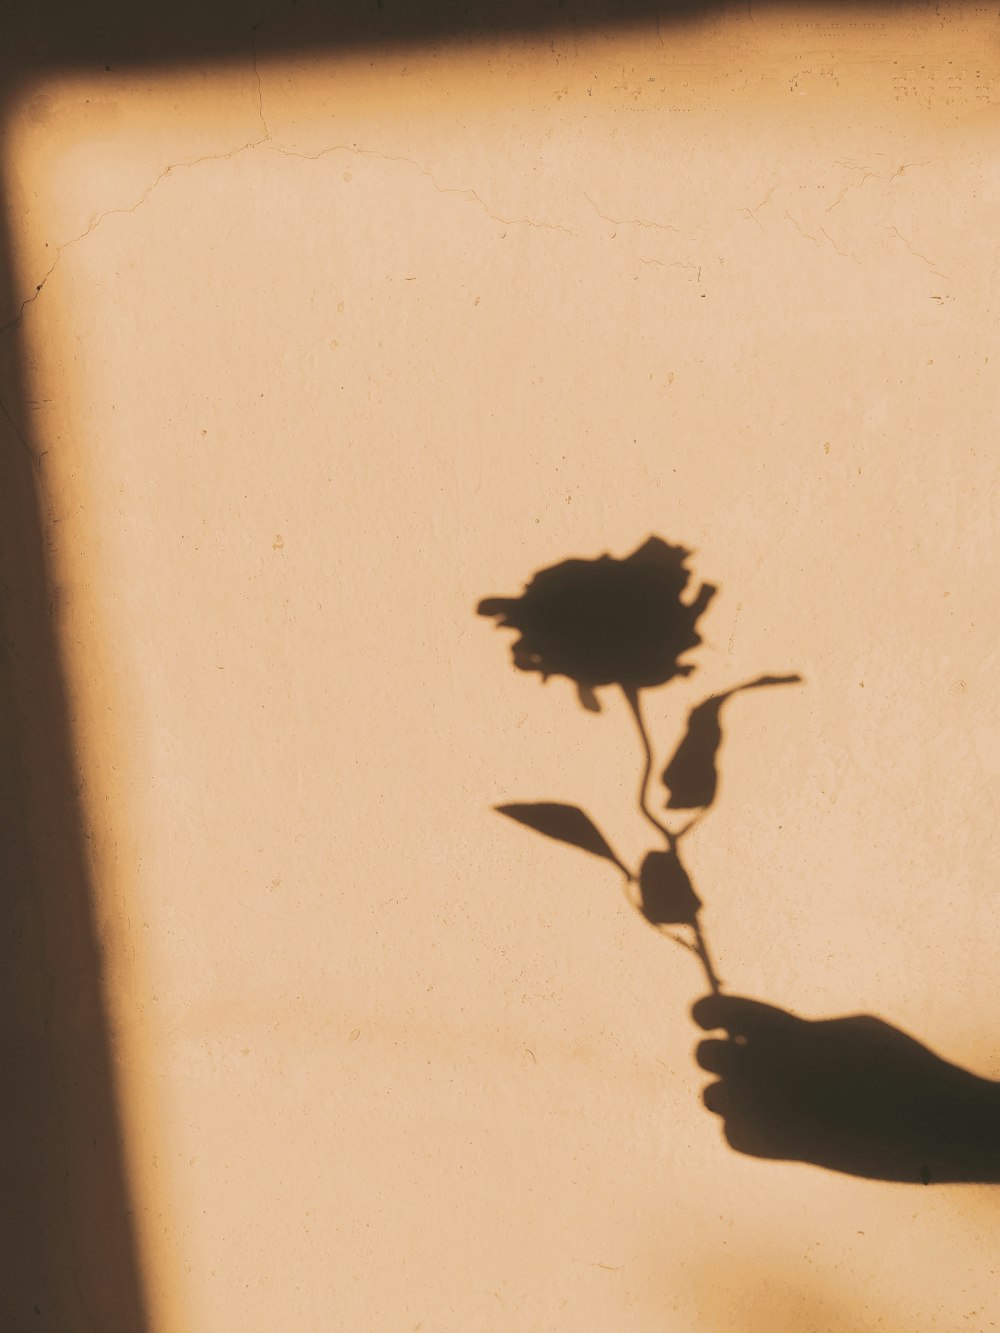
[[477, 536, 714, 707], [479, 536, 802, 994]]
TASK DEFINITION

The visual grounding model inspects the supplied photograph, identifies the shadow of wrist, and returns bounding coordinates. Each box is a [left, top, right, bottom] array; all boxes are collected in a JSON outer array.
[[796, 1071, 1000, 1184], [919, 1075, 1000, 1184]]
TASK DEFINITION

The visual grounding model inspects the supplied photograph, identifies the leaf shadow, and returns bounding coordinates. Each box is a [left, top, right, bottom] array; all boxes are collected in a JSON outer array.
[[495, 801, 633, 880], [662, 673, 803, 812]]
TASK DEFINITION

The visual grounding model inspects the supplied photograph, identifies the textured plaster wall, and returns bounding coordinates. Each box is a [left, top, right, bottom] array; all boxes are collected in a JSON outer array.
[[4, 8, 1000, 1328]]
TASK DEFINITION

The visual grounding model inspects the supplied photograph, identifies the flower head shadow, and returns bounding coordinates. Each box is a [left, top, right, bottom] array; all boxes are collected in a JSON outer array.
[[477, 536, 716, 713]]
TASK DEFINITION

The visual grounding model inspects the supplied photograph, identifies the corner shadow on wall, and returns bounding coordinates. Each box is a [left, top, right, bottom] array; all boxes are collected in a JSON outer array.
[[477, 538, 1000, 1188], [0, 0, 964, 75], [0, 200, 150, 1329]]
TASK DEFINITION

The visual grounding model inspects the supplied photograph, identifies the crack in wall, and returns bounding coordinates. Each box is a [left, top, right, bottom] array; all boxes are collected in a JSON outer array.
[[266, 140, 574, 234], [819, 226, 861, 264], [638, 257, 701, 282], [584, 192, 677, 232], [825, 170, 879, 214], [784, 210, 819, 245], [0, 393, 35, 465], [0, 135, 271, 338], [885, 224, 948, 280], [2, 132, 574, 338], [784, 209, 938, 275], [739, 184, 777, 229], [250, 24, 272, 141], [826, 158, 933, 212]]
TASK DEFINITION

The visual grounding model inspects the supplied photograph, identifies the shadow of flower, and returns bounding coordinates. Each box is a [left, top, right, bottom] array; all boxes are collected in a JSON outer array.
[[478, 534, 800, 999], [478, 536, 716, 712]]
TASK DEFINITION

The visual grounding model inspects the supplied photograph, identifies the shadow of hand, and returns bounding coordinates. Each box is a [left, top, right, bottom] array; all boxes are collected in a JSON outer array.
[[694, 995, 1000, 1184]]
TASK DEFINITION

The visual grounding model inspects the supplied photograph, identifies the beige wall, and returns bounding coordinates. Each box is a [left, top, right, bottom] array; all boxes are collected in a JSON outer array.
[[4, 9, 1000, 1327]]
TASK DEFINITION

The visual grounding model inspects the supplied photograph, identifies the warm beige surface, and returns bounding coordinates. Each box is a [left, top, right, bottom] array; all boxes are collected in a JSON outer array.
[[4, 9, 1000, 1328]]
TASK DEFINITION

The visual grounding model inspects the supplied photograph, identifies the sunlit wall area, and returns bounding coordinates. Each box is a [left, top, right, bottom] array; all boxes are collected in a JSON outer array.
[[3, 8, 1000, 1328]]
